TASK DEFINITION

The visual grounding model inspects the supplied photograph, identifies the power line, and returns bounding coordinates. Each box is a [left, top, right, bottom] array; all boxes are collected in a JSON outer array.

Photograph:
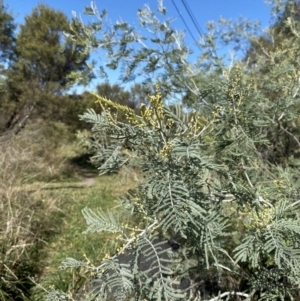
[[181, 0, 204, 38], [170, 0, 199, 46], [180, 0, 220, 64], [171, 0, 219, 67]]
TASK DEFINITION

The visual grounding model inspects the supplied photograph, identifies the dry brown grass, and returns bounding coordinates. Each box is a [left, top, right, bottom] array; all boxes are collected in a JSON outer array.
[[0, 126, 70, 301], [0, 122, 142, 300]]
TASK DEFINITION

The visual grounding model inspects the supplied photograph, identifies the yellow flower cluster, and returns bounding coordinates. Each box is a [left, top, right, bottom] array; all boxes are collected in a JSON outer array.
[[93, 92, 134, 116], [140, 85, 164, 127], [140, 103, 153, 123], [211, 105, 223, 118], [159, 141, 174, 158], [243, 206, 274, 230], [92, 85, 166, 129], [102, 253, 110, 260], [92, 91, 142, 126], [273, 179, 285, 189], [148, 85, 163, 106], [185, 111, 209, 138]]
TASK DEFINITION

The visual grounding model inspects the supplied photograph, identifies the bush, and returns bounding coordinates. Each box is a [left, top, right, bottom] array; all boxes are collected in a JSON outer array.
[[46, 85, 300, 300], [47, 1, 300, 300]]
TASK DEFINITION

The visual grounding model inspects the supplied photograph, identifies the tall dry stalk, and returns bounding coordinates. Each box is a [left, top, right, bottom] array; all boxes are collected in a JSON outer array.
[[0, 130, 63, 301]]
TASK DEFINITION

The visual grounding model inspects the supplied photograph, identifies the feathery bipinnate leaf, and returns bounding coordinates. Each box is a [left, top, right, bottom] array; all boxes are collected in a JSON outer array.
[[49, 2, 300, 300], [65, 86, 233, 300], [82, 207, 123, 235]]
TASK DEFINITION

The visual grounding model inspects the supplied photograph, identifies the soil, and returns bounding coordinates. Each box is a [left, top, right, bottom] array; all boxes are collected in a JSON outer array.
[[79, 177, 96, 187], [78, 168, 97, 187]]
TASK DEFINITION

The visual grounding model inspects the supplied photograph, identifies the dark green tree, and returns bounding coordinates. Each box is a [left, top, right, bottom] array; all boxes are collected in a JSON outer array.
[[4, 4, 91, 134], [0, 0, 15, 64], [0, 0, 15, 130]]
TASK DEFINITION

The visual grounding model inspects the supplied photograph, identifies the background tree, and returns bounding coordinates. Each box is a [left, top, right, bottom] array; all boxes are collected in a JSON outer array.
[[0, 0, 15, 130], [128, 83, 151, 107], [3, 4, 91, 134], [41, 82, 151, 132], [0, 0, 15, 63]]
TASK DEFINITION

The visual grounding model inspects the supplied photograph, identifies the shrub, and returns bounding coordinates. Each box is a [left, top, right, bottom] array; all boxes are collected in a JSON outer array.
[[45, 83, 300, 300], [47, 1, 300, 300]]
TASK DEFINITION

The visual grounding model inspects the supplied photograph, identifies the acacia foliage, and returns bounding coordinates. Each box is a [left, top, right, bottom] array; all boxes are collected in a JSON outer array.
[[49, 0, 300, 300]]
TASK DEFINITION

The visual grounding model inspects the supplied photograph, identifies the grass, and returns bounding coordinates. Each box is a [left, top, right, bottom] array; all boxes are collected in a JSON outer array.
[[0, 122, 140, 301], [31, 168, 139, 299], [0, 132, 65, 301]]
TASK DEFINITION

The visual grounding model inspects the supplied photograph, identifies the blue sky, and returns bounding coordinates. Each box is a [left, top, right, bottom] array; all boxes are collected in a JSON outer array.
[[7, 0, 272, 90], [9, 0, 271, 28]]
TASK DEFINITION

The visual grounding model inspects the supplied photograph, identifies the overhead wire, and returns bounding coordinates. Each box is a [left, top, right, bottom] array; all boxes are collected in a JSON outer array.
[[170, 0, 219, 105], [181, 0, 204, 37], [170, 0, 201, 48], [180, 0, 220, 64]]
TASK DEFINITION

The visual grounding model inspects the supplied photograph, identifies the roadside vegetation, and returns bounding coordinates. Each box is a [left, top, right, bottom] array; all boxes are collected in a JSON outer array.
[[0, 3, 146, 299], [2, 0, 300, 300], [0, 120, 140, 301]]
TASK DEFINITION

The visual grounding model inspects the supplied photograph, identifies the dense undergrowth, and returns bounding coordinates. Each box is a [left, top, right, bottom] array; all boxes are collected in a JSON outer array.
[[0, 121, 139, 301]]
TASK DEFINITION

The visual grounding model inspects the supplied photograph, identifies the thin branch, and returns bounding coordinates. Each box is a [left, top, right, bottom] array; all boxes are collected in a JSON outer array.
[[206, 291, 249, 301], [241, 161, 254, 188], [286, 199, 300, 209], [257, 195, 273, 208], [96, 219, 159, 273], [213, 263, 242, 276], [280, 126, 300, 148]]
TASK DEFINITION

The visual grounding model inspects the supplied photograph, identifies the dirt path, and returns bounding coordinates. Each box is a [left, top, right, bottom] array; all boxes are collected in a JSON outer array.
[[78, 168, 98, 187], [79, 177, 96, 187], [23, 169, 98, 191], [23, 167, 140, 191]]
